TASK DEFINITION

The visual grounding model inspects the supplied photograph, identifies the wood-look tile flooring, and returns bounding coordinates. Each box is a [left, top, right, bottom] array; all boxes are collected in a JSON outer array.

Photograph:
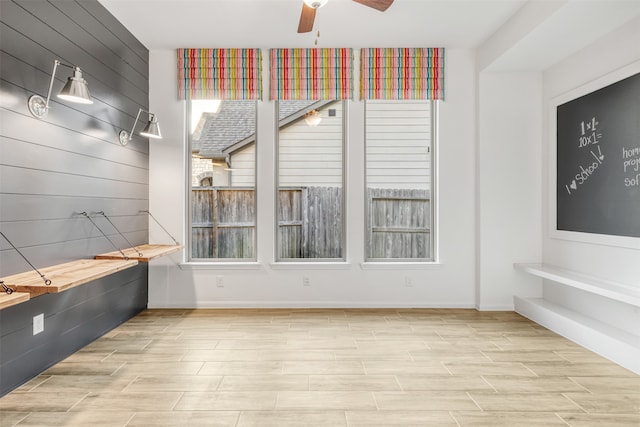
[[1, 309, 639, 426]]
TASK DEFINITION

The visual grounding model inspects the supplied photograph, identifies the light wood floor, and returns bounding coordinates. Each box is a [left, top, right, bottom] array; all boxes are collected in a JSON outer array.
[[1, 309, 639, 426]]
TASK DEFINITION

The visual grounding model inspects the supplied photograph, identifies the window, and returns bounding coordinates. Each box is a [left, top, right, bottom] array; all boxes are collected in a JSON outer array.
[[276, 100, 346, 260], [365, 100, 435, 261], [188, 100, 257, 260]]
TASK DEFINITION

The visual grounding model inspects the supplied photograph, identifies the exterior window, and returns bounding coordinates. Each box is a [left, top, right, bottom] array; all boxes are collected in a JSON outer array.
[[188, 100, 257, 260], [365, 100, 435, 261], [276, 100, 345, 260]]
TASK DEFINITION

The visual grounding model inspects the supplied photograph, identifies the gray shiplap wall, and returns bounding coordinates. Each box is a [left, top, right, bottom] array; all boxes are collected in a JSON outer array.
[[0, 0, 149, 395]]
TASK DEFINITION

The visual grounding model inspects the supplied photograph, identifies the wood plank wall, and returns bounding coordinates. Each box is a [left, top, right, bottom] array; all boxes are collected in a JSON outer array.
[[0, 0, 150, 396]]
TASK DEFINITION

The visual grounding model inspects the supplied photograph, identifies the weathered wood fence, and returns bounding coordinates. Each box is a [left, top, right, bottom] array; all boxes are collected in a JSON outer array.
[[278, 187, 343, 259], [367, 188, 431, 259], [192, 187, 256, 258], [191, 187, 430, 259]]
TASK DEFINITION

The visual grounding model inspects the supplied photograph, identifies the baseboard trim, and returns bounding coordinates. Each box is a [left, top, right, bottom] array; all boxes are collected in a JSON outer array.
[[148, 301, 477, 309], [514, 296, 640, 374], [475, 304, 515, 311]]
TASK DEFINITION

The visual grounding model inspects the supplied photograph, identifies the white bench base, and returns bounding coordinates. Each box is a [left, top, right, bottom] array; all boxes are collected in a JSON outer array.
[[514, 296, 640, 374]]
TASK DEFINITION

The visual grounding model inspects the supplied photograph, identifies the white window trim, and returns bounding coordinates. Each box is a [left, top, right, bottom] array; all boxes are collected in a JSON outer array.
[[363, 100, 439, 263], [185, 100, 259, 263], [274, 100, 348, 263]]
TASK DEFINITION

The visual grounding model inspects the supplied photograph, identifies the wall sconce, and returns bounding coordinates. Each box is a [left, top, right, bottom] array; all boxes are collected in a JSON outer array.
[[304, 109, 322, 127], [28, 59, 92, 119], [118, 108, 162, 146]]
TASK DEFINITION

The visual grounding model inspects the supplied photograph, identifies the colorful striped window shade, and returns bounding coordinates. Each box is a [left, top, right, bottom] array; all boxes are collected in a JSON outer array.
[[177, 48, 262, 100], [361, 48, 444, 100], [270, 48, 353, 100]]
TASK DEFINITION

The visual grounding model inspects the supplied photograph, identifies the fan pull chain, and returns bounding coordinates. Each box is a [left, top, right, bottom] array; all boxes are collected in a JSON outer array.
[[314, 13, 321, 45]]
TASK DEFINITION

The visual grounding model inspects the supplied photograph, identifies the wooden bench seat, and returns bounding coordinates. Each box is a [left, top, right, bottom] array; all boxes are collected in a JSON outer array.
[[0, 291, 30, 310], [0, 259, 139, 297], [95, 244, 183, 262]]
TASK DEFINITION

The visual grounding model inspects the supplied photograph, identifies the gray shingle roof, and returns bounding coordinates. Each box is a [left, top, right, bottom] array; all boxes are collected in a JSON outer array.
[[192, 100, 336, 158]]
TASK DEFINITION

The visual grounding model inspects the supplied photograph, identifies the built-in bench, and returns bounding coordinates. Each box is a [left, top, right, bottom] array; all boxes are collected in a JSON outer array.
[[0, 244, 183, 310], [513, 262, 640, 375], [0, 259, 139, 298], [95, 244, 183, 262], [514, 263, 640, 307]]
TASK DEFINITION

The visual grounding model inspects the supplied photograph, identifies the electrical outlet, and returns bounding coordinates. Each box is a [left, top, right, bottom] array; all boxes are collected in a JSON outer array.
[[303, 276, 311, 286], [33, 313, 44, 335], [405, 276, 413, 287], [216, 275, 224, 288]]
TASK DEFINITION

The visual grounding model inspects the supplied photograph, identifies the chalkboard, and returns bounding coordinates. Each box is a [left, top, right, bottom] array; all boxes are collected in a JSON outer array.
[[556, 72, 640, 238]]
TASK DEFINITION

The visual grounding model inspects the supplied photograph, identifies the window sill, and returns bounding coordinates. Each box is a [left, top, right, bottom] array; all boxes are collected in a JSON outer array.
[[179, 262, 262, 270], [269, 262, 352, 270], [360, 262, 443, 270]]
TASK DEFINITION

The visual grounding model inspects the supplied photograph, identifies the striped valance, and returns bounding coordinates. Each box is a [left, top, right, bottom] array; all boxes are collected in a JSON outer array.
[[361, 48, 444, 100], [177, 48, 262, 100], [270, 48, 353, 100]]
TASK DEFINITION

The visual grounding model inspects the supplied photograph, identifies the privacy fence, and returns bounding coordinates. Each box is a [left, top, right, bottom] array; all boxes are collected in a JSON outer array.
[[191, 187, 430, 259]]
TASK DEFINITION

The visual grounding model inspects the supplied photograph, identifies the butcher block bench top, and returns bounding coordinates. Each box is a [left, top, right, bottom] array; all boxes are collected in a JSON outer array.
[[0, 291, 30, 310], [95, 244, 183, 262], [0, 259, 139, 297]]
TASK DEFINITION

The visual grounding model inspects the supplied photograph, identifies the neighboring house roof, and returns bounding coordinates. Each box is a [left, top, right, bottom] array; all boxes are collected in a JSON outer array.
[[192, 100, 336, 158]]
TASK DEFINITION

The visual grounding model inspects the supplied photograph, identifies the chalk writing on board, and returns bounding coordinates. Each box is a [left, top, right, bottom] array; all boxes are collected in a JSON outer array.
[[564, 149, 605, 195], [564, 117, 606, 195], [623, 145, 640, 187], [578, 117, 602, 148]]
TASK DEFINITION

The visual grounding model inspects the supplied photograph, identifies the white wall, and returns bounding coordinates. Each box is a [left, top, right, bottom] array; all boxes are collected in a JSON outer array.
[[541, 19, 640, 332], [147, 48, 477, 308], [476, 72, 543, 310]]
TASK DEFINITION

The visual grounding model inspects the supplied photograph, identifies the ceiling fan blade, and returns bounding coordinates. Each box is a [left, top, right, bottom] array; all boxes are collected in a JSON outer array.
[[297, 3, 317, 33], [352, 0, 394, 12]]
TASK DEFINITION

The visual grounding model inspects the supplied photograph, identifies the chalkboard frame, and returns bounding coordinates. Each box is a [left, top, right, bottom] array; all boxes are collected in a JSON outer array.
[[549, 61, 640, 250]]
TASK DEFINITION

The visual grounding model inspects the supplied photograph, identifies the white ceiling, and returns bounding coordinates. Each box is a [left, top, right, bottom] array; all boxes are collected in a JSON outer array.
[[97, 0, 527, 49], [99, 0, 640, 72]]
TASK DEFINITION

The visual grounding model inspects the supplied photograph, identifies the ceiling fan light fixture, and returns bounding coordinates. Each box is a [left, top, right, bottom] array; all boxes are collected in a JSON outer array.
[[303, 0, 328, 9]]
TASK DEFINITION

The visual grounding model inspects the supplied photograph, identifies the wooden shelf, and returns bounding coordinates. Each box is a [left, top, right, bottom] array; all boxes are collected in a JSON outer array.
[[95, 244, 183, 262], [0, 259, 139, 297], [0, 292, 30, 310]]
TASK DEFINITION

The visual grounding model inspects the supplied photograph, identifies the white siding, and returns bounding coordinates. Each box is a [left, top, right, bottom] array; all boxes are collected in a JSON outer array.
[[278, 102, 344, 187], [230, 144, 255, 187], [366, 100, 431, 190]]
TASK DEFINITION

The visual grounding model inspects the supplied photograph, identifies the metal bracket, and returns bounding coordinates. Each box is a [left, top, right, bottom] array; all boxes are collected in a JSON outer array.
[[77, 212, 129, 260], [0, 232, 52, 286]]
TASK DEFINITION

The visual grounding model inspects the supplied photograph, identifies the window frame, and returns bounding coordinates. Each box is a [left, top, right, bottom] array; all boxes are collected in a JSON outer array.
[[185, 99, 259, 263], [274, 100, 348, 263], [363, 99, 438, 263]]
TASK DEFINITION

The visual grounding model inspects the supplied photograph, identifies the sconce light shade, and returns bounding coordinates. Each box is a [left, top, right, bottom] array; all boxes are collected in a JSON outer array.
[[304, 109, 322, 127], [28, 59, 92, 119], [119, 108, 162, 145], [140, 114, 162, 139], [57, 68, 92, 104]]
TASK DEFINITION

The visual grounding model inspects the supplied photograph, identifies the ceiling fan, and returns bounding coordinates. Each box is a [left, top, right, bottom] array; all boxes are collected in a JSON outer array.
[[298, 0, 394, 33]]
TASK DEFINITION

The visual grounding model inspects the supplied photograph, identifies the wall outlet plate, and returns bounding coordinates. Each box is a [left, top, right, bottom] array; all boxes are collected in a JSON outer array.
[[33, 313, 44, 335]]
